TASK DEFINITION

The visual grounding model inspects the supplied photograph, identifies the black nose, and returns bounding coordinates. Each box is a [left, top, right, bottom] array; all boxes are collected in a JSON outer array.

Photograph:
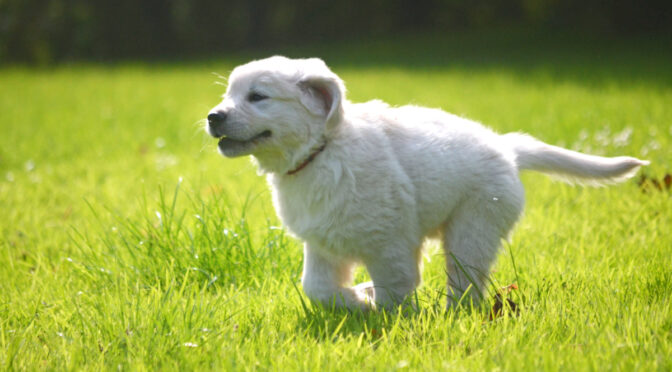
[[207, 111, 227, 126]]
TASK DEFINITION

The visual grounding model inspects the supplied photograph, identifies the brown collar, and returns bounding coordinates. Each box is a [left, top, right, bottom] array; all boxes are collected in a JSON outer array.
[[287, 142, 327, 176]]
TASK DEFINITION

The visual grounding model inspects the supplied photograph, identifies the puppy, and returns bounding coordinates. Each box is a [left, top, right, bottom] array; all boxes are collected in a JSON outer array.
[[206, 56, 647, 311]]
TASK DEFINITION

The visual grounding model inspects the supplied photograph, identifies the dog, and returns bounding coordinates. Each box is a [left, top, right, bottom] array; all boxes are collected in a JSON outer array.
[[206, 56, 648, 311]]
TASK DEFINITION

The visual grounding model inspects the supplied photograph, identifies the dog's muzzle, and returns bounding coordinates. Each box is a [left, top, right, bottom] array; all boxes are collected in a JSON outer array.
[[206, 109, 272, 157], [207, 111, 228, 138]]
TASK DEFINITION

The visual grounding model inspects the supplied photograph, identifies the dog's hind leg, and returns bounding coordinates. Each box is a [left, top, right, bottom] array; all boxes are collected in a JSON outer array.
[[443, 180, 524, 308], [301, 244, 372, 311]]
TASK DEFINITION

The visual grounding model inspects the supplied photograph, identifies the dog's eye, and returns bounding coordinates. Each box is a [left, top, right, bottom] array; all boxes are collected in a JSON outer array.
[[248, 92, 268, 102]]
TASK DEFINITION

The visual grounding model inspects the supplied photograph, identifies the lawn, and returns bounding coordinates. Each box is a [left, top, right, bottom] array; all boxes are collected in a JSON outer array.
[[1, 33, 671, 370]]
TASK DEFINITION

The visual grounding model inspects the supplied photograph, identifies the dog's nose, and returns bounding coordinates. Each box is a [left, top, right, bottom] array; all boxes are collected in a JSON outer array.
[[208, 111, 227, 126]]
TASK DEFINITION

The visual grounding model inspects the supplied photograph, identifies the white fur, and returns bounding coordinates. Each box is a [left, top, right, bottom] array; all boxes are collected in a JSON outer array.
[[207, 56, 648, 310]]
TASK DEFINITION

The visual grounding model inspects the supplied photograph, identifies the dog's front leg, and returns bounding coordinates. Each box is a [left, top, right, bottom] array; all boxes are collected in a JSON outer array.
[[364, 248, 421, 311], [301, 244, 372, 311]]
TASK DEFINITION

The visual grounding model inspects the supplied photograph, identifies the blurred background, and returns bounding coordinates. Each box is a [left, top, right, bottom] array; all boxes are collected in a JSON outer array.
[[1, 0, 671, 64]]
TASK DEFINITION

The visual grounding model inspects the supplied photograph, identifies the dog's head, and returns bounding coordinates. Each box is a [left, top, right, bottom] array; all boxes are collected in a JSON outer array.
[[207, 56, 345, 173]]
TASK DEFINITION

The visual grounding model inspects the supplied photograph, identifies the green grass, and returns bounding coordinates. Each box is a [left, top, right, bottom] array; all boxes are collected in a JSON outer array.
[[1, 34, 671, 370]]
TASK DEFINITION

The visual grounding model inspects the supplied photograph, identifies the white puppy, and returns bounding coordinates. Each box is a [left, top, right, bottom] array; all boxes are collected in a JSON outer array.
[[206, 56, 647, 311]]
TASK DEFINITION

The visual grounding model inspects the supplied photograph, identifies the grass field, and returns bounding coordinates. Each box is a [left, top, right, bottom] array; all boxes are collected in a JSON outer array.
[[1, 33, 671, 370]]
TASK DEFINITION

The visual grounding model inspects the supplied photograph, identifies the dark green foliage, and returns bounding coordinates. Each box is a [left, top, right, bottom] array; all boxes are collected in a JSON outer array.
[[1, 0, 671, 63]]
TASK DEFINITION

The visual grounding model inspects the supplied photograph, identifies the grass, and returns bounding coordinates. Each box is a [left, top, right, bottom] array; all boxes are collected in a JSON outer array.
[[1, 33, 671, 370]]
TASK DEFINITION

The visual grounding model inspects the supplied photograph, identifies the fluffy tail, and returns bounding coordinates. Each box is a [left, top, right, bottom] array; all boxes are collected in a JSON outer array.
[[504, 133, 649, 186]]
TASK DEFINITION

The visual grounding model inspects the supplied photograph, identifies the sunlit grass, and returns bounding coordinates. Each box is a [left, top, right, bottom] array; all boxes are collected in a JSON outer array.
[[1, 34, 671, 370]]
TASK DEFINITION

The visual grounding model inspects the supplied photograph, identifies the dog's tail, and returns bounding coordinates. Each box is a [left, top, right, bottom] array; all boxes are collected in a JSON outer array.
[[505, 133, 649, 186]]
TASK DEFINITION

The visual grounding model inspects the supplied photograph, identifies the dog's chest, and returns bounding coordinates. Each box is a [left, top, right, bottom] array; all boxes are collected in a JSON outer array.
[[269, 174, 383, 258]]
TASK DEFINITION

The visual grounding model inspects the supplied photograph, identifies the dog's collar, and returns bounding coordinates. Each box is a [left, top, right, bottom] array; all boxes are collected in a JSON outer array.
[[287, 142, 327, 176]]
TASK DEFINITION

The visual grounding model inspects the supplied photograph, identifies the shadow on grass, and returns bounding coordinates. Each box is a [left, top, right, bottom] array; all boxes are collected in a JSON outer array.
[[289, 285, 518, 344]]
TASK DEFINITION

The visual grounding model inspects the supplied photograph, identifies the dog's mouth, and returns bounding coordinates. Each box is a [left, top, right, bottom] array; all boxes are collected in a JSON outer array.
[[216, 130, 272, 157]]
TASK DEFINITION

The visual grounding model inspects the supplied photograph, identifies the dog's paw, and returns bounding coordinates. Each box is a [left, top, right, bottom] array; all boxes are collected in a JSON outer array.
[[353, 281, 375, 299]]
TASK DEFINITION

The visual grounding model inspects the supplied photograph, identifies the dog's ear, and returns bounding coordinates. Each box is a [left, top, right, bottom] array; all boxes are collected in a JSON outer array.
[[298, 64, 345, 131]]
